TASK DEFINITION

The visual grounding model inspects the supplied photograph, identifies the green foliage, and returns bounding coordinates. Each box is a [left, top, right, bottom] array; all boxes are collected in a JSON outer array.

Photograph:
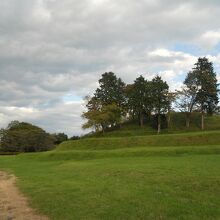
[[183, 57, 219, 129], [126, 75, 153, 126], [184, 57, 219, 113], [96, 72, 126, 108], [151, 76, 169, 114], [0, 121, 55, 152], [82, 73, 126, 132], [52, 133, 68, 145], [69, 136, 80, 140], [151, 76, 170, 133], [82, 103, 122, 132], [195, 57, 219, 114], [82, 57, 219, 134]]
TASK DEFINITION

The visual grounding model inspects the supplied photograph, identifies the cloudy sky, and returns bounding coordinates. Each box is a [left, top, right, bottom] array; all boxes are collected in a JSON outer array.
[[1, 0, 220, 136]]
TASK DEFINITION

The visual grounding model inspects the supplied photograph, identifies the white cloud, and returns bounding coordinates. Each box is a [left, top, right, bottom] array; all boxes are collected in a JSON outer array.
[[0, 101, 85, 136], [0, 0, 220, 135], [199, 30, 220, 49]]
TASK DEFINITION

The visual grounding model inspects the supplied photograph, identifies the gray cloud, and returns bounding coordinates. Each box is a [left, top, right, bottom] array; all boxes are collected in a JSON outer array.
[[0, 0, 220, 135]]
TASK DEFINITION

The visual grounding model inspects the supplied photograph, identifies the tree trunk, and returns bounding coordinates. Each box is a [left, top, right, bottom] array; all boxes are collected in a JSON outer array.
[[167, 111, 171, 128], [186, 112, 190, 128], [147, 111, 151, 123], [140, 113, 144, 127], [101, 124, 105, 133], [132, 111, 135, 120], [201, 111, 204, 130], [157, 114, 161, 134]]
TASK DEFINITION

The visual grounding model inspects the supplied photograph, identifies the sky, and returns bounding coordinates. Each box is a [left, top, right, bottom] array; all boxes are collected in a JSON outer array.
[[1, 0, 220, 136]]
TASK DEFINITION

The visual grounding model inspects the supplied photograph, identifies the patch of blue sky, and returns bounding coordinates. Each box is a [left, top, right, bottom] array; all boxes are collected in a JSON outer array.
[[175, 73, 186, 82], [212, 43, 220, 55], [172, 43, 202, 56], [62, 94, 82, 103], [172, 42, 220, 56]]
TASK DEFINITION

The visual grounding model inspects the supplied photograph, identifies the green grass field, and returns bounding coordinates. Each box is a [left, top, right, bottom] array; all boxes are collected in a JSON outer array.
[[1, 129, 220, 219]]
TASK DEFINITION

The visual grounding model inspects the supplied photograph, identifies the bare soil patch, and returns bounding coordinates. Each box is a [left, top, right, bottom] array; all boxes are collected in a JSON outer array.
[[0, 171, 49, 220]]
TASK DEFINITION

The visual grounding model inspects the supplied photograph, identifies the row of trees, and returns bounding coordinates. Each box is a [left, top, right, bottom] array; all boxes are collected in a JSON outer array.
[[82, 57, 219, 133]]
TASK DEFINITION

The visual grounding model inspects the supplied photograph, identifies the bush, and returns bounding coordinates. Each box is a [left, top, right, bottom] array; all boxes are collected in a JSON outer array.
[[0, 121, 55, 152]]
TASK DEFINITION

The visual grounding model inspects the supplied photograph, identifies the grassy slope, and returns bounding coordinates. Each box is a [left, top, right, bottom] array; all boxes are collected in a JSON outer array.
[[88, 113, 220, 138], [1, 114, 220, 219], [58, 130, 220, 150], [0, 146, 220, 220]]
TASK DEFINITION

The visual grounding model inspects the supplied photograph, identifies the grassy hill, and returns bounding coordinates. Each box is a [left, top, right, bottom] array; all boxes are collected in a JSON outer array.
[[1, 115, 220, 220], [58, 130, 220, 151], [86, 113, 220, 138]]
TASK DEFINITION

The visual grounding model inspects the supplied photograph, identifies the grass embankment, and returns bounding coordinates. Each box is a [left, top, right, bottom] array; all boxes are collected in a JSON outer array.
[[58, 130, 220, 150], [88, 113, 220, 137], [0, 130, 220, 219]]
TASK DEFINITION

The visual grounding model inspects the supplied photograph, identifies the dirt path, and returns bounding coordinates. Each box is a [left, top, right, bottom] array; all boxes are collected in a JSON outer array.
[[0, 171, 49, 220]]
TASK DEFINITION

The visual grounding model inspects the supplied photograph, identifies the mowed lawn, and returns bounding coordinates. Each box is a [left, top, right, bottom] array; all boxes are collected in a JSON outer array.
[[0, 144, 220, 220]]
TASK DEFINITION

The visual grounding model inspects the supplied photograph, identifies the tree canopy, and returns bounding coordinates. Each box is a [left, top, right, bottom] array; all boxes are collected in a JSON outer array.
[[183, 57, 219, 129], [82, 57, 219, 134]]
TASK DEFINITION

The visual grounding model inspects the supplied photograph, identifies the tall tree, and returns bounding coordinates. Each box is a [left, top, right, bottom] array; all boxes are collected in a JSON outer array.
[[126, 75, 146, 126], [82, 73, 125, 133], [82, 101, 122, 133], [95, 72, 126, 108], [176, 85, 198, 128], [184, 57, 219, 130], [151, 76, 169, 134], [82, 96, 103, 132], [126, 76, 153, 126]]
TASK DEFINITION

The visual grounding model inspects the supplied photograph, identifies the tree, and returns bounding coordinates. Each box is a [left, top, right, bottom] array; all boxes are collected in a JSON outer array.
[[82, 96, 103, 132], [82, 102, 122, 133], [0, 121, 55, 152], [145, 80, 154, 121], [184, 57, 219, 130], [176, 86, 198, 128], [151, 76, 169, 134], [95, 72, 126, 108], [52, 133, 68, 145], [124, 84, 135, 119], [125, 76, 153, 127], [69, 136, 80, 140], [82, 72, 126, 132], [167, 92, 176, 128], [126, 75, 146, 126]]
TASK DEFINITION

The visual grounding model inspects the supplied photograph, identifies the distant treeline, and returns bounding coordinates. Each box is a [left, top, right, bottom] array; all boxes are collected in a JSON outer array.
[[82, 57, 219, 133], [0, 121, 79, 153]]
